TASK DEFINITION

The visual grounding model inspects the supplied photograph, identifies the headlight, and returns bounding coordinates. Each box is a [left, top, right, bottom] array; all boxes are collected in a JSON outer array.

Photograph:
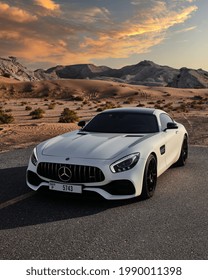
[[31, 148, 38, 166], [110, 153, 140, 173]]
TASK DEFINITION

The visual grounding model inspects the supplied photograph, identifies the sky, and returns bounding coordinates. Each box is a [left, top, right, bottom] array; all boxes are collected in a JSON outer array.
[[0, 0, 207, 70]]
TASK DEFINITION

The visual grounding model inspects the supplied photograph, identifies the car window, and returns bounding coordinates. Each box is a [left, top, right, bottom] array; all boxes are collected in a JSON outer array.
[[160, 113, 173, 131], [83, 112, 159, 133]]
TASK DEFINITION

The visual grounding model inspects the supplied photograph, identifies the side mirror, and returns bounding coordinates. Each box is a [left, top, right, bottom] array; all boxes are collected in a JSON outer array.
[[165, 122, 178, 130], [78, 120, 86, 128]]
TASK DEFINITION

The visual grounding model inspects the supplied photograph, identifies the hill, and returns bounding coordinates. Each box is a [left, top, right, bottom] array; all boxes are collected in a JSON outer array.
[[1, 57, 208, 88], [0, 57, 38, 82]]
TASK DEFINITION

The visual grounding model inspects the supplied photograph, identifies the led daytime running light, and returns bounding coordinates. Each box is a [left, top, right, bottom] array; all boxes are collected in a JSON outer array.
[[110, 153, 140, 173], [31, 148, 38, 166]]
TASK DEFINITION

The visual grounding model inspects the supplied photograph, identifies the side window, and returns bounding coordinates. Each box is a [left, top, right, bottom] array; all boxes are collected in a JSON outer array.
[[160, 113, 173, 131]]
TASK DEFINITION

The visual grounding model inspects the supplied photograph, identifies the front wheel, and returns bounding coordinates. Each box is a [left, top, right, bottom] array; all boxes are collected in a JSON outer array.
[[175, 135, 188, 166], [141, 154, 157, 199]]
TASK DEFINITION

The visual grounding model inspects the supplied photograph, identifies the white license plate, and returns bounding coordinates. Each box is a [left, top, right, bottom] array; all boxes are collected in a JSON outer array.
[[49, 182, 82, 194]]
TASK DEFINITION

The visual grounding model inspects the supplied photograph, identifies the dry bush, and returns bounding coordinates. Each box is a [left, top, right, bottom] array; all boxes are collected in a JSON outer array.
[[25, 106, 32, 111], [48, 103, 56, 110], [29, 108, 45, 119], [0, 109, 14, 124], [96, 101, 118, 112], [59, 108, 79, 123]]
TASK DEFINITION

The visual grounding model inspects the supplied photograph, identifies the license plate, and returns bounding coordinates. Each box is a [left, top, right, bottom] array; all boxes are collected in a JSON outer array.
[[49, 182, 82, 194]]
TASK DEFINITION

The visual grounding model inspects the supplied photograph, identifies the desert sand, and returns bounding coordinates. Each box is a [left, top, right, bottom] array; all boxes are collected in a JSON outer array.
[[0, 78, 208, 153]]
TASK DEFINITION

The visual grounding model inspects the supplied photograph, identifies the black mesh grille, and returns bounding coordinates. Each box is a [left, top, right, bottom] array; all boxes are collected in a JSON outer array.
[[37, 162, 105, 183]]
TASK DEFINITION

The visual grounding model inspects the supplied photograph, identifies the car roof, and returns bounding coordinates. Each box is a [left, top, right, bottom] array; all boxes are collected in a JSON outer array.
[[102, 107, 157, 115]]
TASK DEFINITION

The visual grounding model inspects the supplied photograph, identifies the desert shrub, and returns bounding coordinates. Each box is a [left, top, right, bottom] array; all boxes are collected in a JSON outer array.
[[29, 108, 45, 119], [123, 100, 130, 104], [96, 107, 103, 112], [74, 96, 84, 102], [123, 97, 134, 104], [48, 103, 56, 110], [0, 84, 6, 90], [193, 95, 203, 100], [164, 102, 173, 107], [23, 83, 33, 93], [84, 88, 99, 100], [5, 109, 12, 112], [137, 103, 145, 107], [163, 93, 171, 97], [3, 72, 10, 78], [96, 101, 117, 112], [25, 106, 32, 111], [21, 101, 27, 106], [197, 100, 204, 105], [59, 108, 79, 123], [0, 109, 14, 124], [82, 100, 89, 105], [154, 104, 163, 110]]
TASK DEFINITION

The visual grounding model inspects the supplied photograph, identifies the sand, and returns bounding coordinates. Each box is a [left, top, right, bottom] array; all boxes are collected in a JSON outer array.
[[0, 79, 208, 152]]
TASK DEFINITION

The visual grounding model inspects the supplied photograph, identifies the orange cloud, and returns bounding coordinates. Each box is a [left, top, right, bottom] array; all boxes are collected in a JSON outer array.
[[34, 0, 60, 11], [79, 5, 198, 61], [79, 31, 165, 62], [123, 6, 198, 37], [0, 2, 37, 22], [0, 1, 198, 67], [14, 38, 65, 61], [0, 30, 20, 40]]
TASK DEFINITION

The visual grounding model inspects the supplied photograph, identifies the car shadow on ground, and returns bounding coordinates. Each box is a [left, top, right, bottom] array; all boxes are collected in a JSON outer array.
[[0, 166, 140, 230]]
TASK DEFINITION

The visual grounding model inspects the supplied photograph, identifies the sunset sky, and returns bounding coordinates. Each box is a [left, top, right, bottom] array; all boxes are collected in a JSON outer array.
[[0, 0, 207, 70]]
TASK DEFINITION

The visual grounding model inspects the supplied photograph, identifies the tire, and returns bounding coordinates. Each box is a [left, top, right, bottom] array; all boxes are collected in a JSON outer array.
[[175, 135, 188, 167], [141, 154, 157, 199]]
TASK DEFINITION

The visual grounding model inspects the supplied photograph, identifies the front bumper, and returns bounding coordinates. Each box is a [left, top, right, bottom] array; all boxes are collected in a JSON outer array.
[[26, 156, 146, 200]]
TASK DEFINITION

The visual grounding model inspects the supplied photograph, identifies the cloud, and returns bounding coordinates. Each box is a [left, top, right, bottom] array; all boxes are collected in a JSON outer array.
[[0, 1, 198, 68], [61, 6, 111, 25], [174, 26, 197, 34], [34, 0, 60, 11], [78, 4, 198, 61], [0, 2, 37, 22], [0, 30, 20, 40]]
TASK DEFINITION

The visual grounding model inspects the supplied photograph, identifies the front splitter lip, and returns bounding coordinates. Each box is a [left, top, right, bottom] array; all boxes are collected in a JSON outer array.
[[26, 180, 137, 200]]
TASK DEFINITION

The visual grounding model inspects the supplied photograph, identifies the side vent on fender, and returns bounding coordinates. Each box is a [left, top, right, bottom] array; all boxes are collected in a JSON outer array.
[[160, 145, 166, 155]]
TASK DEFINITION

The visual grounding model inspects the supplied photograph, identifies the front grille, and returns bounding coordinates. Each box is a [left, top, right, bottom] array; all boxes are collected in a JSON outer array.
[[37, 162, 105, 183]]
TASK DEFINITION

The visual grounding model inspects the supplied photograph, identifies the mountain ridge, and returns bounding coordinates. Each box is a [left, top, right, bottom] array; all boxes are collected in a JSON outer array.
[[1, 57, 208, 88]]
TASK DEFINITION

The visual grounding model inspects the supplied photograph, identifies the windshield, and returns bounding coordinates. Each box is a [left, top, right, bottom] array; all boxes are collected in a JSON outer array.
[[82, 112, 159, 133]]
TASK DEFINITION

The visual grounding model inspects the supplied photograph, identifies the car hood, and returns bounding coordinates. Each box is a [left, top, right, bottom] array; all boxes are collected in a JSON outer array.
[[41, 131, 152, 160]]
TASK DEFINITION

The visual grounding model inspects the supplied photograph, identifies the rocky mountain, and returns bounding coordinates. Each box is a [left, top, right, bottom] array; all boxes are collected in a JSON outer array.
[[0, 57, 38, 81], [1, 56, 208, 88], [38, 60, 208, 88], [46, 60, 208, 88], [44, 64, 112, 79]]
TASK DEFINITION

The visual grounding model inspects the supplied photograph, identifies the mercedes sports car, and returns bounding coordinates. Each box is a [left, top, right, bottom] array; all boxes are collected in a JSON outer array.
[[26, 108, 188, 200]]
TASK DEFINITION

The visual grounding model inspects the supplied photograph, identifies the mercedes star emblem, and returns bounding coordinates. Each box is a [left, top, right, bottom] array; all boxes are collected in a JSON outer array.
[[58, 166, 72, 182]]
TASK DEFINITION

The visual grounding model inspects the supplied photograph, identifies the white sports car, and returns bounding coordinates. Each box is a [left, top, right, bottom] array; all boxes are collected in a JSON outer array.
[[26, 108, 188, 200]]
